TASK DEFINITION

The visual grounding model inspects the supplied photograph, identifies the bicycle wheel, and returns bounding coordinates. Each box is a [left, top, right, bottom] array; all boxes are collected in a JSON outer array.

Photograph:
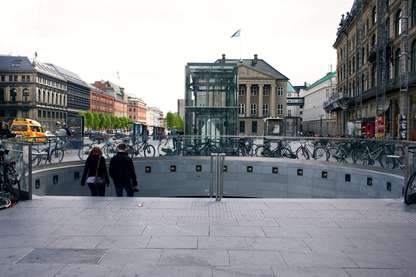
[[313, 147, 327, 160], [78, 145, 91, 160], [0, 196, 11, 209], [404, 172, 416, 205], [296, 147, 309, 160], [50, 149, 64, 163], [255, 146, 269, 157], [31, 148, 40, 166], [144, 145, 156, 157]]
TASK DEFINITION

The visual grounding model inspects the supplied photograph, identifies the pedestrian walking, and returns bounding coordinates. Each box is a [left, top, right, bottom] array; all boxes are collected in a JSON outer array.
[[109, 143, 138, 197], [81, 147, 110, 196]]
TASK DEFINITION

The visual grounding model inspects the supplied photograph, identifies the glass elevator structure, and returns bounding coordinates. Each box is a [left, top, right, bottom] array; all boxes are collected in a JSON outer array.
[[184, 63, 238, 139]]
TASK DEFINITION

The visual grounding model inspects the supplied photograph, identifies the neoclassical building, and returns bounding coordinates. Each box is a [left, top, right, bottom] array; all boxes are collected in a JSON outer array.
[[216, 54, 289, 136], [0, 56, 68, 130]]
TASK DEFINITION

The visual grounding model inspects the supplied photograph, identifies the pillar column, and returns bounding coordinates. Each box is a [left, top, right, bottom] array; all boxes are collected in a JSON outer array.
[[271, 84, 276, 117], [246, 84, 251, 117], [259, 85, 263, 117]]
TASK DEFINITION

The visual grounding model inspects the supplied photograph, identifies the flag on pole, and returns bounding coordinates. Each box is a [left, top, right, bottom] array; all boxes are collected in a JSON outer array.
[[230, 29, 241, 38]]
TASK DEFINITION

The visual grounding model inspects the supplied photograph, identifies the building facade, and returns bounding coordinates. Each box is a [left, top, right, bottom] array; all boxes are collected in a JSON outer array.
[[325, 0, 416, 140], [0, 56, 68, 131], [177, 99, 185, 119], [127, 96, 147, 124], [89, 85, 114, 114], [49, 64, 90, 119], [301, 72, 337, 136], [93, 81, 127, 117], [216, 54, 289, 136], [146, 106, 164, 136]]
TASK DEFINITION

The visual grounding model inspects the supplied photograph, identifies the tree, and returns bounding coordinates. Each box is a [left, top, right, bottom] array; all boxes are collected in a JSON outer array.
[[98, 113, 105, 130], [166, 112, 175, 129]]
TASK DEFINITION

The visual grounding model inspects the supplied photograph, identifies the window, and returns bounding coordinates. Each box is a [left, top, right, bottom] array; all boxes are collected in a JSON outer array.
[[277, 104, 283, 116], [396, 10, 402, 37], [262, 104, 268, 116], [239, 104, 245, 115], [386, 17, 390, 39], [0, 88, 4, 103], [277, 87, 284, 96], [395, 48, 401, 80], [239, 121, 245, 133], [250, 85, 258, 96], [239, 85, 246, 96], [13, 75, 17, 82], [251, 121, 257, 134], [23, 88, 29, 102], [10, 87, 17, 102], [0, 76, 4, 82], [412, 40, 416, 72], [288, 110, 292, 117], [413, 0, 416, 26], [250, 104, 257, 116], [21, 76, 25, 82], [38, 110, 42, 118], [263, 85, 270, 96]]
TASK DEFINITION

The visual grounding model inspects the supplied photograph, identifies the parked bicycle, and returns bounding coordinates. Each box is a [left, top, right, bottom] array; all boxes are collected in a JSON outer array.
[[0, 148, 21, 208], [33, 138, 65, 165]]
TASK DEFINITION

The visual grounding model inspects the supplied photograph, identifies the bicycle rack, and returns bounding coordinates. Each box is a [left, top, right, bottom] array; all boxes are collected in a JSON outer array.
[[210, 153, 225, 201]]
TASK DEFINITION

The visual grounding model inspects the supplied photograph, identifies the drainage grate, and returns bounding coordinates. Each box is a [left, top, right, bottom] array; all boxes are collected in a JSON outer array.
[[18, 248, 107, 265]]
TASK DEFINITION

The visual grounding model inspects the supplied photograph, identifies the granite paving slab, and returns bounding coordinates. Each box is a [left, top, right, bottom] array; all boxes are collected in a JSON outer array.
[[0, 196, 415, 277]]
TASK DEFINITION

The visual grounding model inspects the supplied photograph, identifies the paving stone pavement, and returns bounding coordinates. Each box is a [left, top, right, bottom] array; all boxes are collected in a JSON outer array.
[[0, 196, 415, 276]]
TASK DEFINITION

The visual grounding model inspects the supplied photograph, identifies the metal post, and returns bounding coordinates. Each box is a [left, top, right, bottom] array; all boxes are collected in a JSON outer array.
[[28, 143, 32, 200], [219, 154, 225, 200], [216, 154, 221, 201], [210, 153, 216, 198]]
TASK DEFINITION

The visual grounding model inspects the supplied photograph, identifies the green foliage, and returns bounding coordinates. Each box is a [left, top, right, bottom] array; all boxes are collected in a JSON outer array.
[[166, 111, 184, 131], [79, 111, 133, 131]]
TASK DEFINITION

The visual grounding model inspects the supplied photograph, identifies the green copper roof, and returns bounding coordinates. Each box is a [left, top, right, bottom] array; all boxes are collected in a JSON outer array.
[[306, 71, 336, 90], [287, 82, 296, 93]]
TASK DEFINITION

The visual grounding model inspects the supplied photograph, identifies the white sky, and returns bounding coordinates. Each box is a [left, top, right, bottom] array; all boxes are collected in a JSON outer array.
[[1, 0, 352, 113]]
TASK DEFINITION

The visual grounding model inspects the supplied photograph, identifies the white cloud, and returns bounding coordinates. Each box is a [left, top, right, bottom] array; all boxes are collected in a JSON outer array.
[[0, 0, 352, 113]]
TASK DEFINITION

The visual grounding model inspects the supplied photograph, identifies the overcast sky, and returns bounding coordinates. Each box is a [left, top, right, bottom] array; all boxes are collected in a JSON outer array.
[[1, 0, 352, 113]]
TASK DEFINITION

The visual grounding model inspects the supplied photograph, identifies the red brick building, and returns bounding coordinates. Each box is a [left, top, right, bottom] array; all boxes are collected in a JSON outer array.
[[92, 80, 127, 117], [89, 85, 114, 114], [127, 96, 147, 124]]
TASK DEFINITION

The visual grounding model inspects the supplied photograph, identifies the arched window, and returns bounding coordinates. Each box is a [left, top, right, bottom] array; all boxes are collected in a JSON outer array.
[[411, 40, 416, 72], [395, 48, 401, 80], [42, 90, 46, 103], [396, 9, 402, 37], [412, 0, 416, 26], [10, 87, 17, 102], [0, 88, 4, 103]]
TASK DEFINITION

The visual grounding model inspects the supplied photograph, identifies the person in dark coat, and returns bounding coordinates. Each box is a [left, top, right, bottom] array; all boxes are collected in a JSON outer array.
[[81, 147, 110, 196], [109, 143, 138, 197]]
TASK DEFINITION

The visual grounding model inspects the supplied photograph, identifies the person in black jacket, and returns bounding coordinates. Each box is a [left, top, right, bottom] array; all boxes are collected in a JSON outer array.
[[109, 143, 138, 197], [81, 147, 110, 196]]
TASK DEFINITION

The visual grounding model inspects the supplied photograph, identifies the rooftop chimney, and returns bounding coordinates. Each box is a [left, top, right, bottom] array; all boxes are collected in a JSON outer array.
[[222, 54, 226, 64], [252, 54, 258, 65]]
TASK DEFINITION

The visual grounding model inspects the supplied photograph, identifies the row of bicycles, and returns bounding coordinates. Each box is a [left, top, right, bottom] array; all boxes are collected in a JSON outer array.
[[156, 137, 407, 170], [78, 136, 157, 160], [0, 147, 21, 209]]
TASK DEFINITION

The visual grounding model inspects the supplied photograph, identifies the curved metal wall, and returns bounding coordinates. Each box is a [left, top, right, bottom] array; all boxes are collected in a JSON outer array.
[[32, 157, 404, 199]]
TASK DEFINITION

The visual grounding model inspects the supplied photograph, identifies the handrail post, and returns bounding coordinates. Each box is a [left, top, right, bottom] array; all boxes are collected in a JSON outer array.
[[216, 153, 221, 201], [219, 153, 226, 200], [210, 153, 217, 198]]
